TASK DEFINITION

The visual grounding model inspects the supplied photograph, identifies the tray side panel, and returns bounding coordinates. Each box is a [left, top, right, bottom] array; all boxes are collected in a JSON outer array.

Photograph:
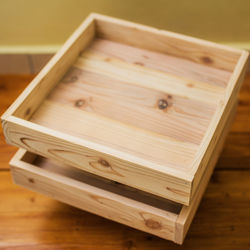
[[190, 52, 249, 198], [175, 101, 237, 244], [10, 154, 178, 242], [93, 13, 241, 72], [3, 116, 192, 205]]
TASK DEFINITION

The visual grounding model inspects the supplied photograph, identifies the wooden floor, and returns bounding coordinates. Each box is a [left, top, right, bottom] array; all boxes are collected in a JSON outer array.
[[0, 74, 250, 250]]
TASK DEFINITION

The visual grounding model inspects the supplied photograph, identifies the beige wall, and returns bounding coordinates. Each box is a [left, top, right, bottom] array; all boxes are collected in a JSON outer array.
[[1, 0, 250, 53]]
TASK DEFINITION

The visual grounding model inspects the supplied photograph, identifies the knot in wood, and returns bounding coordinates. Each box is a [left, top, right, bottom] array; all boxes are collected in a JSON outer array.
[[70, 75, 78, 82], [75, 99, 85, 107], [158, 99, 168, 110], [145, 219, 162, 230], [98, 159, 110, 167], [28, 178, 35, 184]]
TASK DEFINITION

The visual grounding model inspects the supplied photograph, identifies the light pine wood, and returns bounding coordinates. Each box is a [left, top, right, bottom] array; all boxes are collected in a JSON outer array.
[[9, 102, 235, 244], [10, 149, 179, 243], [189, 51, 249, 198], [47, 67, 215, 145], [87, 39, 231, 87], [30, 100, 198, 167], [1, 13, 249, 205], [76, 50, 225, 104], [4, 115, 193, 205], [175, 100, 237, 244], [93, 13, 241, 72]]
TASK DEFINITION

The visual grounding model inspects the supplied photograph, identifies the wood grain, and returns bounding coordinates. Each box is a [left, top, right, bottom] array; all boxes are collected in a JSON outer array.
[[76, 49, 225, 103], [87, 39, 231, 87], [47, 66, 216, 145], [4, 116, 193, 205], [11, 150, 179, 243], [0, 73, 250, 249], [2, 14, 248, 206], [0, 170, 250, 250], [9, 98, 233, 244], [94, 13, 241, 72]]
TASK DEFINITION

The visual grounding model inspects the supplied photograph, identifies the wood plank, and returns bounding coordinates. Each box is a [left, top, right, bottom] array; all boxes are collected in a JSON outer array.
[[189, 51, 248, 194], [32, 155, 182, 214], [88, 39, 231, 87], [4, 115, 193, 205], [93, 13, 241, 71], [175, 102, 235, 243], [10, 150, 179, 242], [76, 50, 225, 104], [30, 100, 198, 168], [48, 66, 216, 145], [1, 170, 250, 249]]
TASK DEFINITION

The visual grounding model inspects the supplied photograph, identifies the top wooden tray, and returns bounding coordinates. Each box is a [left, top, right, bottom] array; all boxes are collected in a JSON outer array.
[[2, 13, 248, 205]]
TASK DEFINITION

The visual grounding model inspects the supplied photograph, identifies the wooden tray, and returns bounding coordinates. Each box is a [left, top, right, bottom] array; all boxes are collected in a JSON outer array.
[[2, 13, 248, 205], [10, 101, 234, 244]]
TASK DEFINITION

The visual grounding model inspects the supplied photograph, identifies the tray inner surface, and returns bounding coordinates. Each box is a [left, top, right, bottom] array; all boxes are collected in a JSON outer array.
[[21, 152, 182, 215], [29, 37, 232, 171]]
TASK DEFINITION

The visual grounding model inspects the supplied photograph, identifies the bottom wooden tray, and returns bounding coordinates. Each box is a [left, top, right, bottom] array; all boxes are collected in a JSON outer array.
[[9, 104, 236, 244]]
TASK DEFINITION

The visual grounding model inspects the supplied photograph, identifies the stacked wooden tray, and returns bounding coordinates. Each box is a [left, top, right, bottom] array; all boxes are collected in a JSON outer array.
[[1, 13, 249, 244]]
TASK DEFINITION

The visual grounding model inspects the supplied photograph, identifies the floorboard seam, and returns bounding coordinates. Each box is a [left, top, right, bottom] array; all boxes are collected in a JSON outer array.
[[0, 168, 10, 172]]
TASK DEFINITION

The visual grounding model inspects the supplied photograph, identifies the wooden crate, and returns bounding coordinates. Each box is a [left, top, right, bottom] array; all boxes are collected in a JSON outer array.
[[9, 100, 235, 244], [2, 13, 249, 205]]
